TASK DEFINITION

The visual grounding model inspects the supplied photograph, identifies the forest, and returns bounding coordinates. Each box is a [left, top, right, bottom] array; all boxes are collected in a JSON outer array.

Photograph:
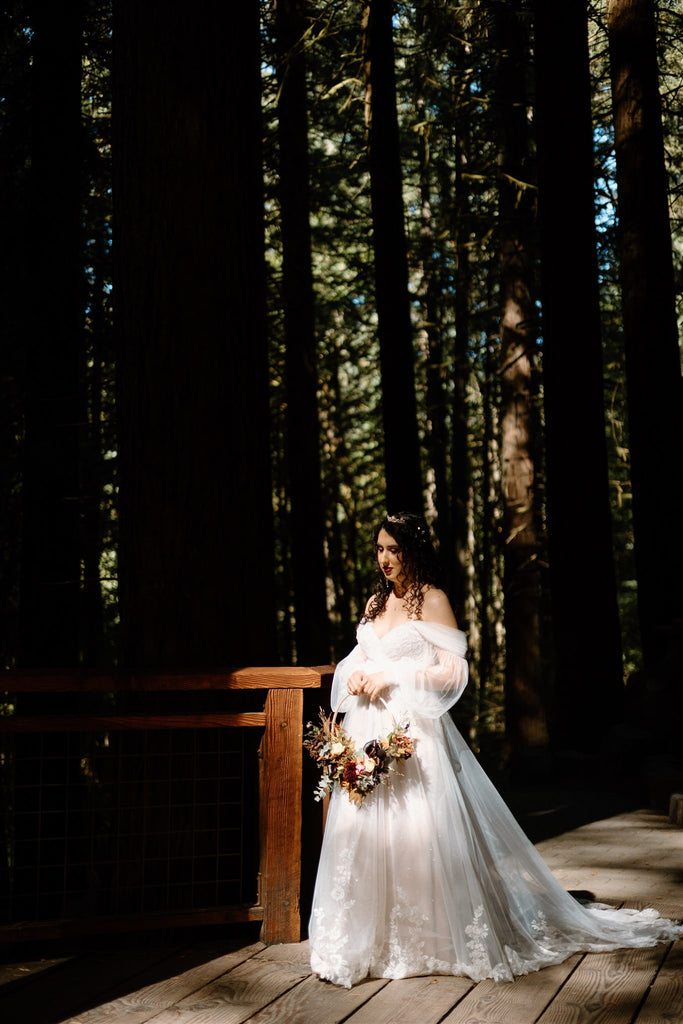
[[2, 0, 683, 780]]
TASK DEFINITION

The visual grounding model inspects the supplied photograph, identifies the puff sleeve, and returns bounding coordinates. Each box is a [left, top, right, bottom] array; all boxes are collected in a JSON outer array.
[[386, 622, 469, 719], [330, 643, 367, 710]]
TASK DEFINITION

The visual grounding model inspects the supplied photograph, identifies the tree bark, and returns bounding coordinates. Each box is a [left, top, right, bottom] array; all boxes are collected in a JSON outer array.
[[492, 0, 548, 763], [275, 0, 330, 663], [362, 0, 423, 514], [606, 0, 683, 668], [113, 0, 277, 667], [19, 0, 84, 668], [416, 119, 453, 579], [412, 3, 469, 613], [534, 0, 624, 748], [450, 132, 472, 624], [477, 334, 497, 733]]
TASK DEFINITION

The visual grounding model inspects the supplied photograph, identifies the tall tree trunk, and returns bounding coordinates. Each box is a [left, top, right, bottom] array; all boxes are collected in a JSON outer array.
[[450, 132, 472, 624], [19, 0, 84, 668], [606, 0, 683, 668], [477, 334, 497, 734], [113, 0, 277, 667], [362, 0, 423, 513], [534, 0, 624, 749], [416, 117, 453, 580], [492, 0, 548, 764], [275, 0, 330, 664], [0, 7, 31, 667], [81, 225, 107, 668], [323, 341, 355, 657]]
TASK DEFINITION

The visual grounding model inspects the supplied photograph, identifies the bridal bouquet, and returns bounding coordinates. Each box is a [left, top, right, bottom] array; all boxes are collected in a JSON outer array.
[[303, 705, 415, 806]]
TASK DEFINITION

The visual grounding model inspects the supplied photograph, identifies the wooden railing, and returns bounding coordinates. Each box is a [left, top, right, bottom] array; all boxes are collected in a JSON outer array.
[[0, 666, 334, 945]]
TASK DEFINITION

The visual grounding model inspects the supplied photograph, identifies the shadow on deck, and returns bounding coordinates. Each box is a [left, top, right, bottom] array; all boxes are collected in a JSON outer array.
[[0, 809, 681, 1024]]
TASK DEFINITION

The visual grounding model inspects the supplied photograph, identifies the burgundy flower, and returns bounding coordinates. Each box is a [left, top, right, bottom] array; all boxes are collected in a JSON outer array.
[[305, 704, 414, 804], [364, 739, 388, 764]]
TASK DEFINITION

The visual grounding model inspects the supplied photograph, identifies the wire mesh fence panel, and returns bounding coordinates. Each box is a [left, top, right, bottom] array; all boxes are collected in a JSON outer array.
[[1, 725, 260, 925]]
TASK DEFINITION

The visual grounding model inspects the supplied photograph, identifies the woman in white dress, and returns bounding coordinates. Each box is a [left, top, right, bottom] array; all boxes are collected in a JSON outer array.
[[308, 512, 682, 988]]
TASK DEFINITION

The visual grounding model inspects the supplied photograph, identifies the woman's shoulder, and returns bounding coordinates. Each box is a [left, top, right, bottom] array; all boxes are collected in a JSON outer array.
[[414, 594, 468, 657], [420, 587, 458, 628]]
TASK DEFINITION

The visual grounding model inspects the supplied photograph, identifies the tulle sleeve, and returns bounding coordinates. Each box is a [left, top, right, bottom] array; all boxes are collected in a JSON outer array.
[[387, 622, 469, 719], [330, 643, 367, 710]]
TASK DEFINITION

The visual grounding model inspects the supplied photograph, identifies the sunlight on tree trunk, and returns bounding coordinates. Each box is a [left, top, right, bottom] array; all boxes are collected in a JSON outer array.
[[362, 0, 423, 514], [499, 283, 547, 753], [494, 0, 548, 761]]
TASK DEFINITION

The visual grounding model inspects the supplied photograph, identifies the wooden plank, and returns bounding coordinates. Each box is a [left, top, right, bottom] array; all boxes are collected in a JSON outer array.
[[244, 943, 467, 1024], [439, 954, 581, 1024], [229, 667, 332, 690], [0, 712, 266, 733], [536, 944, 668, 1024], [144, 950, 312, 1024], [62, 942, 265, 1024], [250, 942, 314, 969], [535, 810, 683, 911], [0, 955, 73, 989], [0, 943, 189, 1024], [258, 689, 304, 945], [240, 974, 388, 1024], [197, 944, 387, 1024], [345, 975, 473, 1024], [0, 666, 334, 693], [635, 940, 683, 1024]]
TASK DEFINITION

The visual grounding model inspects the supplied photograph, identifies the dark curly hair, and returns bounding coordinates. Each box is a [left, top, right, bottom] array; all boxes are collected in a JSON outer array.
[[362, 511, 442, 622]]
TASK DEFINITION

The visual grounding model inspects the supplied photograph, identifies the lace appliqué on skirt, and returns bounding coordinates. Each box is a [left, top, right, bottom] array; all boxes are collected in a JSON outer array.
[[309, 622, 683, 988]]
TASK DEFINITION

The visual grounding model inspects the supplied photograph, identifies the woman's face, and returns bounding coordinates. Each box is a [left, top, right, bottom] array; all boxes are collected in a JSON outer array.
[[376, 528, 405, 585]]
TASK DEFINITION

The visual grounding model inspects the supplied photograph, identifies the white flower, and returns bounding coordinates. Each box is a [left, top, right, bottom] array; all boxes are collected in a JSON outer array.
[[357, 754, 376, 775]]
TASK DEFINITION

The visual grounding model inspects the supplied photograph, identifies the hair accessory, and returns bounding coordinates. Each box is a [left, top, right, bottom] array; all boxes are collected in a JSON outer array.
[[387, 513, 426, 536]]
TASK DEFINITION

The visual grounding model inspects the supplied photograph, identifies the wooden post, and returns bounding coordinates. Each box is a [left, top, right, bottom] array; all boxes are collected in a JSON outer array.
[[258, 687, 303, 943]]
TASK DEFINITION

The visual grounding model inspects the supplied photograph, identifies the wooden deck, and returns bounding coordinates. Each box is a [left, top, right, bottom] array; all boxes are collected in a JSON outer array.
[[1, 808, 681, 1024]]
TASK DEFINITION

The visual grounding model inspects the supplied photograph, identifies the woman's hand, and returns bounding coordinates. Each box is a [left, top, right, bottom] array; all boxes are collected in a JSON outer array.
[[347, 669, 367, 695], [362, 671, 388, 702], [346, 669, 388, 701]]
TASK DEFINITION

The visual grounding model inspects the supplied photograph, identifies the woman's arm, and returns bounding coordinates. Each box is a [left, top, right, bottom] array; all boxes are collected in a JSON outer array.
[[347, 596, 387, 701], [330, 643, 367, 708], [389, 597, 469, 717]]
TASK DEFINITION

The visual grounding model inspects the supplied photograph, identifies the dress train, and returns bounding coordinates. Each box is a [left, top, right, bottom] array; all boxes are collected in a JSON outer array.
[[308, 621, 682, 988]]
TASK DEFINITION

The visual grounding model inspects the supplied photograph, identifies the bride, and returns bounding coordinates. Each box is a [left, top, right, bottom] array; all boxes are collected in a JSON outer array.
[[308, 511, 682, 988]]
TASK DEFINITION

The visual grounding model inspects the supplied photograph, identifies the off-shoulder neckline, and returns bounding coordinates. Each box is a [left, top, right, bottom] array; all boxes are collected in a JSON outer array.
[[360, 619, 464, 641], [364, 619, 415, 641]]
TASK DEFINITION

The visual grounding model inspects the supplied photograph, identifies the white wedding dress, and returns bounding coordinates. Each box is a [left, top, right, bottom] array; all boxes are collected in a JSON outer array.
[[308, 620, 682, 988]]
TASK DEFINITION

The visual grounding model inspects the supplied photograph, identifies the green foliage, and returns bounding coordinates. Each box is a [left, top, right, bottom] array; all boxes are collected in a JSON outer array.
[[1, 0, 681, 757]]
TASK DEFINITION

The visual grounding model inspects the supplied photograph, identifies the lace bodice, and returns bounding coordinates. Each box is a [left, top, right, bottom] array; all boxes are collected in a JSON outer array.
[[358, 620, 437, 660]]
